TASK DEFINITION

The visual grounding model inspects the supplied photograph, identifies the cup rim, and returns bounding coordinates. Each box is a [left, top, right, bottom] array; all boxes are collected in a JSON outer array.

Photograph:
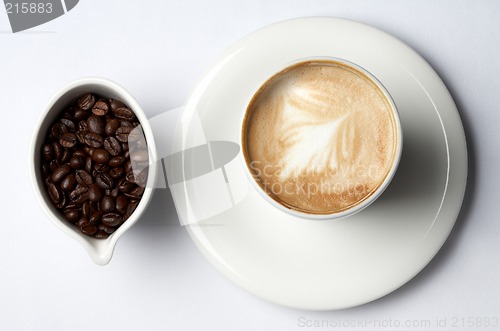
[[239, 56, 403, 220], [29, 77, 158, 265]]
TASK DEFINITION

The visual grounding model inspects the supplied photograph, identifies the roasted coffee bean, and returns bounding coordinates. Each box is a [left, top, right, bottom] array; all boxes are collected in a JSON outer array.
[[61, 174, 77, 192], [60, 132, 77, 148], [73, 150, 87, 158], [120, 120, 133, 128], [64, 209, 80, 223], [88, 183, 103, 202], [76, 217, 89, 228], [75, 170, 93, 186], [124, 160, 132, 173], [96, 173, 114, 190], [70, 186, 89, 204], [61, 148, 73, 164], [83, 146, 95, 156], [110, 187, 119, 198], [115, 195, 129, 214], [109, 99, 125, 112], [81, 201, 91, 218], [113, 107, 135, 121], [55, 192, 68, 209], [90, 201, 99, 213], [49, 159, 59, 172], [105, 118, 120, 136], [52, 142, 63, 160], [48, 183, 62, 204], [75, 131, 86, 144], [77, 93, 95, 110], [74, 108, 88, 121], [83, 132, 104, 148], [51, 122, 68, 138], [78, 120, 88, 132], [115, 126, 133, 142], [122, 143, 129, 151], [61, 111, 72, 120], [92, 148, 110, 164], [101, 195, 115, 213], [87, 115, 105, 135], [103, 137, 122, 156], [109, 167, 124, 179], [85, 157, 93, 174], [108, 156, 125, 167], [98, 223, 115, 234], [93, 163, 110, 176], [89, 211, 103, 225], [60, 118, 76, 132], [61, 194, 71, 209], [125, 171, 137, 184], [125, 199, 139, 219], [92, 99, 109, 116], [125, 185, 145, 199], [118, 178, 135, 193], [64, 203, 81, 212], [81, 224, 98, 236], [102, 213, 122, 227], [69, 155, 85, 169], [94, 230, 110, 239], [42, 144, 54, 161], [51, 165, 71, 183]]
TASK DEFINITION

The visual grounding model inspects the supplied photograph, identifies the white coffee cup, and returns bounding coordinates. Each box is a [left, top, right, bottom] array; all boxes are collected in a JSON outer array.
[[240, 57, 403, 220]]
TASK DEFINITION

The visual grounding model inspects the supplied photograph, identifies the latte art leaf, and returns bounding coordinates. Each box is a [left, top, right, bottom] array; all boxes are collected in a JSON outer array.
[[277, 95, 350, 179]]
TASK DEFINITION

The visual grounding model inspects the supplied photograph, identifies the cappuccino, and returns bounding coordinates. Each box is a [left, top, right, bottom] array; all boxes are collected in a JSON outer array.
[[242, 60, 400, 215]]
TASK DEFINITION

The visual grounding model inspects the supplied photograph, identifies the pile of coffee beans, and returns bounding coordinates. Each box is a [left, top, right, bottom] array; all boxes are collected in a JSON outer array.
[[41, 93, 148, 239]]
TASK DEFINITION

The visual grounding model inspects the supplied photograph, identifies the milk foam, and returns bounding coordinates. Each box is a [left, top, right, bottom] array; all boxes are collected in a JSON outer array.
[[243, 61, 398, 214]]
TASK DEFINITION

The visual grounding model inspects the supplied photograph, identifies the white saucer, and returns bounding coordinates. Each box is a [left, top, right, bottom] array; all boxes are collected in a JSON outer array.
[[176, 17, 467, 310]]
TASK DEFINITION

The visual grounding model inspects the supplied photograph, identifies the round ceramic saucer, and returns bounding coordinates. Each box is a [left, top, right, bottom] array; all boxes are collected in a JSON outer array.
[[175, 17, 467, 310]]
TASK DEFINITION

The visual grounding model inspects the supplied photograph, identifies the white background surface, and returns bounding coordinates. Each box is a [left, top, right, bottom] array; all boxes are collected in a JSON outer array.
[[0, 1, 499, 330]]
